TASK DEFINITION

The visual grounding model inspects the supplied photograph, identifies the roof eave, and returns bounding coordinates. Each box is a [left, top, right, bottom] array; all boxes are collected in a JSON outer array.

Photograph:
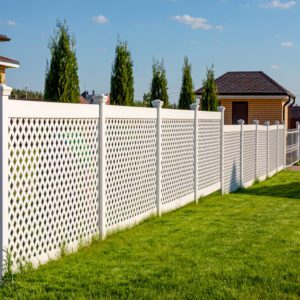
[[0, 61, 20, 69], [195, 92, 294, 97]]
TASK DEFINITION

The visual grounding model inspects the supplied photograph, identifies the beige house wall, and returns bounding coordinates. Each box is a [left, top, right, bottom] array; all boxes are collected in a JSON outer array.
[[219, 98, 289, 127], [0, 66, 5, 84]]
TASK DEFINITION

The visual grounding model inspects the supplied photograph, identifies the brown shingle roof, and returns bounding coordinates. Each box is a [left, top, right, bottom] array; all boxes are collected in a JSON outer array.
[[195, 71, 295, 98], [0, 56, 19, 66], [0, 34, 10, 42]]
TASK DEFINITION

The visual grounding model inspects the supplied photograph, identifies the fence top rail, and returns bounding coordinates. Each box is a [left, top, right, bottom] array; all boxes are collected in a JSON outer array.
[[6, 99, 99, 119], [197, 111, 221, 120], [161, 108, 194, 120], [160, 109, 221, 120], [224, 125, 242, 132], [269, 124, 283, 130], [287, 129, 299, 133], [105, 105, 157, 119], [224, 124, 284, 133]]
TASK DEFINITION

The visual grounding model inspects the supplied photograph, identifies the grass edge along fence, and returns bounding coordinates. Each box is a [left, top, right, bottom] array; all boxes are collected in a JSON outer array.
[[0, 83, 298, 275]]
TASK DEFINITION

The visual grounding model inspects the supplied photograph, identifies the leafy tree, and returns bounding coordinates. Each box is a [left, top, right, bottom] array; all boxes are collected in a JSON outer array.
[[11, 88, 43, 100], [44, 21, 80, 103], [150, 59, 169, 108], [178, 57, 195, 109], [142, 91, 151, 107], [201, 66, 218, 111], [110, 39, 134, 105]]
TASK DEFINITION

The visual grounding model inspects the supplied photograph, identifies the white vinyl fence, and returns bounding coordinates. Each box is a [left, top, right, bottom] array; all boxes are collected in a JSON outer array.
[[0, 85, 297, 273], [286, 124, 300, 167]]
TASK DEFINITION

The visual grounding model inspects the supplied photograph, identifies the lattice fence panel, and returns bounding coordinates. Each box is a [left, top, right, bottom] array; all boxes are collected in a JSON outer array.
[[257, 130, 267, 177], [278, 129, 284, 167], [198, 119, 221, 190], [269, 130, 277, 172], [243, 131, 256, 183], [161, 119, 194, 206], [105, 118, 157, 230], [224, 131, 241, 193], [286, 129, 299, 167], [8, 118, 99, 264]]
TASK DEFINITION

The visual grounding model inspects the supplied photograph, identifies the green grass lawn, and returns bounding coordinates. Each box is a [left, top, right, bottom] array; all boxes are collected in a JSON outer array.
[[1, 170, 300, 299]]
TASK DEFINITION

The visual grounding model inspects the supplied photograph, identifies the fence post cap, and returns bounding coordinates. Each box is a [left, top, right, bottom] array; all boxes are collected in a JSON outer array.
[[253, 120, 259, 125], [274, 121, 280, 125], [151, 99, 163, 108], [237, 119, 245, 125], [218, 106, 225, 112], [0, 84, 12, 97], [190, 103, 199, 111], [264, 121, 270, 126], [99, 94, 108, 104]]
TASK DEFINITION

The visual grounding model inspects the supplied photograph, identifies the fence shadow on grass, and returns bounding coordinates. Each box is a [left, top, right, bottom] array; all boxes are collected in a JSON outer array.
[[239, 182, 300, 200]]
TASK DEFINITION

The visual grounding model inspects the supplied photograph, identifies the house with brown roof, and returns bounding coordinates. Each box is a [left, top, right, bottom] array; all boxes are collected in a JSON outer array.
[[0, 34, 19, 84], [195, 71, 295, 127]]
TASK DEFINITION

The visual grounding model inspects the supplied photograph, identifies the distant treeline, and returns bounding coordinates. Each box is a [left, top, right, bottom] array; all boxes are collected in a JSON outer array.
[[11, 88, 44, 100]]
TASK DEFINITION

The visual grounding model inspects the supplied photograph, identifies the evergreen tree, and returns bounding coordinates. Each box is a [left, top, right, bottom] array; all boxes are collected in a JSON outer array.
[[201, 66, 218, 111], [143, 91, 151, 107], [178, 57, 195, 109], [44, 21, 80, 103], [150, 59, 169, 108], [110, 39, 134, 105]]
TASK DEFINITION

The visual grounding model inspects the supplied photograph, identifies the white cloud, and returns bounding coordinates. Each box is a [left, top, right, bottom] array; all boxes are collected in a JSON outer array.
[[271, 64, 280, 69], [280, 41, 294, 48], [173, 15, 211, 30], [261, 0, 296, 9], [5, 20, 17, 26], [91, 15, 109, 24], [216, 25, 224, 31]]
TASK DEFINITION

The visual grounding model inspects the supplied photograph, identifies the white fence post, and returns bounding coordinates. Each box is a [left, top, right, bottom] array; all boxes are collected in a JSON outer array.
[[253, 120, 259, 179], [99, 94, 107, 239], [275, 121, 279, 172], [218, 106, 225, 195], [238, 119, 245, 188], [265, 121, 270, 176], [0, 84, 11, 276], [190, 103, 199, 203], [152, 100, 163, 216], [297, 121, 300, 162]]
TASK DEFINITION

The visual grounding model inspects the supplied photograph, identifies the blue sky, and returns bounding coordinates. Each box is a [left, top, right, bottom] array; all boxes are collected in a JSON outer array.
[[1, 0, 300, 103]]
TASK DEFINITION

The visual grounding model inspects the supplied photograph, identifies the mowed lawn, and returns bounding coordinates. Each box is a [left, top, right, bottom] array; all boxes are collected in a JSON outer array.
[[1, 170, 300, 299]]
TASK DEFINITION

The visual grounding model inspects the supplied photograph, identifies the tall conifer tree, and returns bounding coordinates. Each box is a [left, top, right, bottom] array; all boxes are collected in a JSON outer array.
[[44, 21, 80, 103], [201, 66, 218, 111], [110, 39, 134, 105], [178, 57, 195, 109], [150, 59, 169, 108]]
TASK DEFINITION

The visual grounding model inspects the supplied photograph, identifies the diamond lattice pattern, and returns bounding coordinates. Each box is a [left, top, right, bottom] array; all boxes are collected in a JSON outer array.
[[161, 119, 194, 205], [8, 118, 99, 264], [105, 118, 157, 230]]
